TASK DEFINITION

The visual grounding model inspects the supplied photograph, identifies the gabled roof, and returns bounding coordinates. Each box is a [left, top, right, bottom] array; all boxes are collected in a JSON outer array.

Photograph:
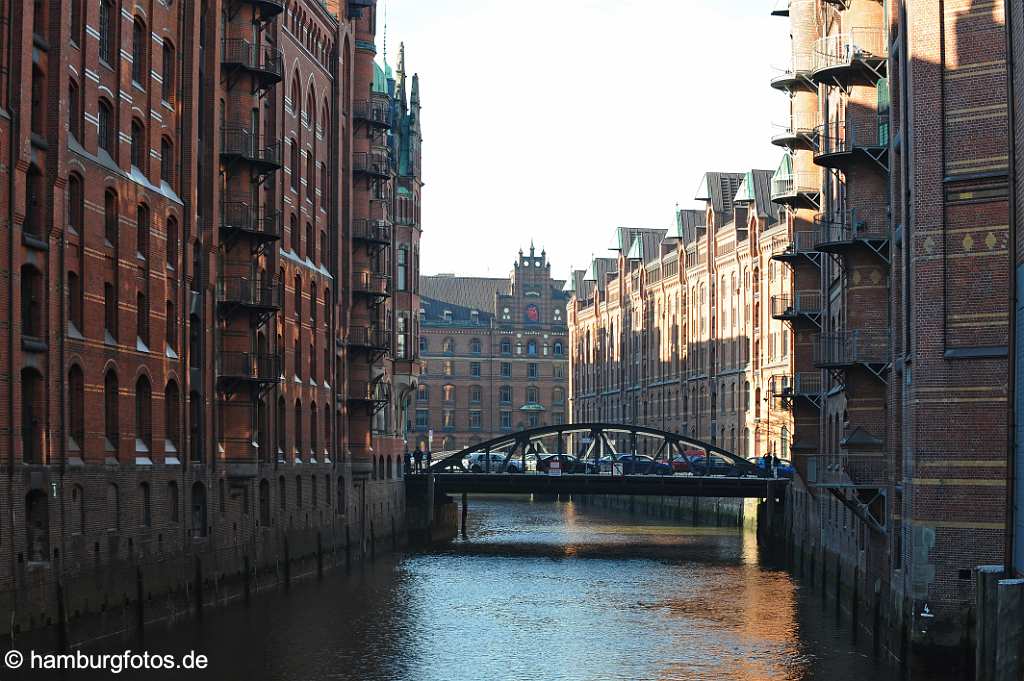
[[625, 229, 668, 263], [583, 258, 618, 292], [694, 172, 746, 222], [734, 169, 783, 223], [563, 269, 586, 294], [669, 209, 705, 240]]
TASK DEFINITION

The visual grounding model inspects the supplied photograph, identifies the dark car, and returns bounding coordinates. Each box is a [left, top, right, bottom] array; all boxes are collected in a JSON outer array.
[[537, 454, 598, 474], [748, 456, 796, 479], [689, 453, 752, 477], [614, 454, 673, 475]]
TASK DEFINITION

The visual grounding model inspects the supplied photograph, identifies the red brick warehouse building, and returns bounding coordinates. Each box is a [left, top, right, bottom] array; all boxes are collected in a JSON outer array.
[[0, 0, 423, 632]]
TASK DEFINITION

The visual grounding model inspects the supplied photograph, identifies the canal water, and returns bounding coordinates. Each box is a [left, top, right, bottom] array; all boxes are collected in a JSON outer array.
[[28, 496, 906, 680]]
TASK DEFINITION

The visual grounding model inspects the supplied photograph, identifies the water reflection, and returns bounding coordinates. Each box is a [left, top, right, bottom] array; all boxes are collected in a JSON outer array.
[[24, 496, 904, 681]]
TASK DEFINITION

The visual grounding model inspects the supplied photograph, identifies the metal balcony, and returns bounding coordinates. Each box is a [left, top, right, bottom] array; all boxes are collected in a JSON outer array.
[[815, 118, 888, 171], [771, 113, 819, 152], [353, 98, 394, 128], [811, 29, 888, 87], [217, 277, 281, 312], [804, 453, 888, 533], [771, 372, 823, 409], [770, 172, 820, 209], [353, 271, 391, 301], [348, 325, 391, 352], [219, 201, 282, 244], [771, 291, 822, 326], [813, 330, 890, 372], [240, 0, 284, 20], [352, 218, 392, 246], [814, 210, 889, 261], [347, 379, 391, 414], [221, 127, 282, 175], [217, 352, 282, 391], [221, 39, 284, 89], [771, 230, 820, 266], [353, 151, 392, 179], [770, 49, 816, 93]]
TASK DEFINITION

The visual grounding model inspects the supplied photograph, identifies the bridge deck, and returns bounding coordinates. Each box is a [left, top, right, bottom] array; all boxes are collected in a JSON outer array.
[[410, 473, 786, 498]]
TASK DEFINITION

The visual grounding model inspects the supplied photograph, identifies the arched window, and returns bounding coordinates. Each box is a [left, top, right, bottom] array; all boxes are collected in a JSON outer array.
[[25, 164, 44, 238], [527, 340, 538, 356], [553, 341, 564, 356], [319, 162, 328, 209], [130, 119, 146, 170], [67, 173, 83, 234], [30, 66, 45, 136], [132, 17, 148, 85], [294, 399, 303, 457], [21, 369, 44, 463], [104, 370, 119, 451], [98, 99, 114, 155], [70, 0, 83, 45], [161, 40, 175, 102], [135, 375, 152, 452], [99, 0, 115, 62], [310, 403, 318, 456], [68, 366, 85, 452], [291, 77, 300, 119], [68, 79, 81, 141], [165, 381, 180, 453], [161, 137, 174, 187], [20, 265, 43, 339], [306, 150, 315, 203], [26, 490, 50, 561], [289, 138, 299, 191]]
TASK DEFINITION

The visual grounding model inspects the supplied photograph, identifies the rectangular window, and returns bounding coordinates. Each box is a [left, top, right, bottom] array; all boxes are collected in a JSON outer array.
[[470, 411, 482, 430], [554, 364, 565, 378], [528, 363, 538, 379], [528, 414, 540, 428], [415, 409, 429, 429], [470, 362, 481, 377], [500, 362, 511, 378], [442, 409, 455, 430], [553, 413, 565, 425], [397, 248, 408, 291], [500, 411, 512, 430]]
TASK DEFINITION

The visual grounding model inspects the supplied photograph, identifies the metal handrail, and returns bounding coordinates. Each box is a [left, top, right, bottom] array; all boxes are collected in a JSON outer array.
[[351, 218, 392, 244], [770, 172, 819, 200], [220, 201, 282, 238], [352, 151, 391, 176], [771, 291, 821, 317], [221, 126, 282, 166], [816, 118, 886, 156], [217, 277, 282, 308], [221, 39, 284, 79], [814, 330, 889, 366], [348, 325, 391, 348], [217, 352, 282, 381], [354, 271, 390, 295], [814, 210, 888, 243], [352, 98, 394, 127], [813, 29, 888, 73]]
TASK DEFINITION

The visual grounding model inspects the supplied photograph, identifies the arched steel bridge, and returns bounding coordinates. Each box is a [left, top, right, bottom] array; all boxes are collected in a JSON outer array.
[[415, 423, 787, 499]]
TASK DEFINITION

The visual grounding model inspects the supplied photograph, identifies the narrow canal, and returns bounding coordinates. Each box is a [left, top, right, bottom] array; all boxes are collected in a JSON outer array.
[[33, 496, 909, 680]]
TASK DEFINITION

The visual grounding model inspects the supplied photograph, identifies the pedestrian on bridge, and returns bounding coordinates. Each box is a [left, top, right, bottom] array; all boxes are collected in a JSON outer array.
[[425, 449, 432, 471], [414, 447, 424, 473]]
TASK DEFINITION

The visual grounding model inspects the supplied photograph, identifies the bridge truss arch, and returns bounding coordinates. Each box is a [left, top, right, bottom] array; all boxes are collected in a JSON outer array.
[[431, 422, 760, 477]]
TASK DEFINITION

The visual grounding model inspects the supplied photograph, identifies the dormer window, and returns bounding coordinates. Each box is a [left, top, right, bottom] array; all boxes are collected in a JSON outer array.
[[443, 310, 452, 323]]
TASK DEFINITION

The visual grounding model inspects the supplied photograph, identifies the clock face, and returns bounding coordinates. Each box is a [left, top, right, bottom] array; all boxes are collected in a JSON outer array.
[[525, 304, 540, 323]]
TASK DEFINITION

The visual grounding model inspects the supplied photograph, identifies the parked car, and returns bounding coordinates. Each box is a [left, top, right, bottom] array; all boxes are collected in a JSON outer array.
[[537, 454, 599, 474], [602, 454, 673, 475], [463, 452, 524, 473], [688, 453, 750, 477], [747, 456, 796, 479], [671, 450, 707, 473]]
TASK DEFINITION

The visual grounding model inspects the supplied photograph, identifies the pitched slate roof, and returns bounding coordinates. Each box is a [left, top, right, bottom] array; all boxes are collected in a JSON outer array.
[[625, 229, 668, 263], [583, 257, 618, 292], [734, 169, 784, 224], [669, 209, 705, 240], [694, 172, 746, 222], [420, 275, 510, 313]]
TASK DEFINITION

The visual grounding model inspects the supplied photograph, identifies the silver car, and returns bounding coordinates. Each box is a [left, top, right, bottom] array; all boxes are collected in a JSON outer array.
[[463, 452, 524, 473]]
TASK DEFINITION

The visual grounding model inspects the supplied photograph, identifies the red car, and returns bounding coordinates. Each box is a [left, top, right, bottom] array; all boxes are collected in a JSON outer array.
[[671, 450, 707, 473]]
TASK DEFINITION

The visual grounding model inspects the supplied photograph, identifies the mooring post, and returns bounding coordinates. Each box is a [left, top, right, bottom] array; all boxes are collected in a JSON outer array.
[[977, 565, 1005, 681], [461, 492, 468, 539], [994, 578, 1024, 681]]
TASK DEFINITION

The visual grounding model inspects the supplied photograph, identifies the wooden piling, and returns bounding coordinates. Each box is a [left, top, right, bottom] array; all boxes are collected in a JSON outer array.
[[976, 565, 1005, 681]]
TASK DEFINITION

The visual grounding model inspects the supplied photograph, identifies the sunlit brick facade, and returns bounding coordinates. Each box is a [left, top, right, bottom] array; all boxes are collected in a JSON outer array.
[[0, 0, 421, 632], [772, 0, 1011, 660], [567, 171, 794, 460]]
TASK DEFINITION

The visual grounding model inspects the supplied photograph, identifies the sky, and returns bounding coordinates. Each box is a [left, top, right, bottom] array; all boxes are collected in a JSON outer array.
[[381, 0, 790, 279]]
